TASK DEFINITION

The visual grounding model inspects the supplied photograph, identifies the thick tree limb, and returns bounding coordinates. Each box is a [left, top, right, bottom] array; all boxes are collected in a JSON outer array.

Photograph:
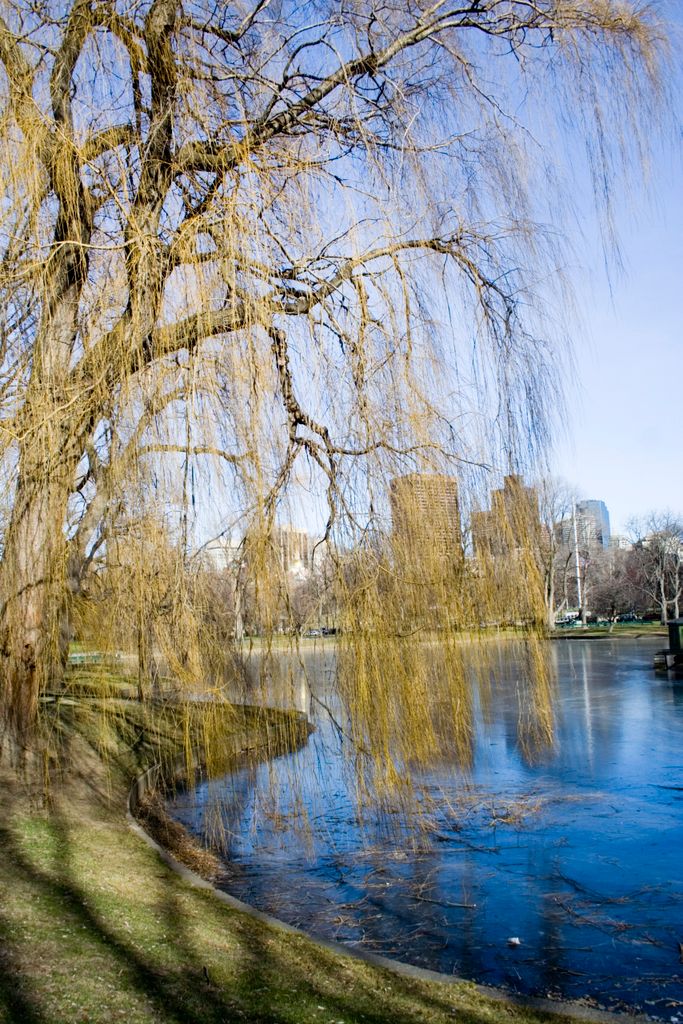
[[0, 16, 49, 151], [50, 0, 91, 126], [83, 124, 138, 162]]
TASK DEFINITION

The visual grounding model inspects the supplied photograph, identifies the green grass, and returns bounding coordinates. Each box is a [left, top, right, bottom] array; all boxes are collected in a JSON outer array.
[[241, 622, 670, 652], [0, 695, 611, 1024], [550, 621, 667, 639]]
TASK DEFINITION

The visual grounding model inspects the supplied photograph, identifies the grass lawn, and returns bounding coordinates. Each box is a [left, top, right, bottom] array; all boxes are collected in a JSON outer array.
[[549, 622, 668, 640], [0, 687, 619, 1024], [240, 623, 670, 652]]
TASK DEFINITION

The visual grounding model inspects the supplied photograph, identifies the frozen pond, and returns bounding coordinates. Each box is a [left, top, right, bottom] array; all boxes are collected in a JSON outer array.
[[168, 638, 683, 1020]]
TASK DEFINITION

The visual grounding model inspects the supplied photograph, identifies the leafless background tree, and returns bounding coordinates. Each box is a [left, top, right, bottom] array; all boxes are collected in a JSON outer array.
[[628, 512, 683, 622]]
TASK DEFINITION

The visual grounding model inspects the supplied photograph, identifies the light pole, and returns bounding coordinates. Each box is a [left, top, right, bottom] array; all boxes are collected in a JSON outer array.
[[573, 501, 583, 616]]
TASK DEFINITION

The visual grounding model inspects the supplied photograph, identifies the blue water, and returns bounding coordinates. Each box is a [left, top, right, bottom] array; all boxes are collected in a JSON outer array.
[[169, 639, 683, 1020]]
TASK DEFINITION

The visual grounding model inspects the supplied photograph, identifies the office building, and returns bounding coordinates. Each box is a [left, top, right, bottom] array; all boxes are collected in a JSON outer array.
[[390, 472, 462, 561], [575, 500, 611, 549], [554, 499, 611, 551], [472, 474, 540, 557], [203, 535, 243, 572], [272, 525, 313, 578]]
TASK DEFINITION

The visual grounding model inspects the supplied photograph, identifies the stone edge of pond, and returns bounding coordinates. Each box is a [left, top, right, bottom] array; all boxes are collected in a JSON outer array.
[[127, 762, 656, 1024]]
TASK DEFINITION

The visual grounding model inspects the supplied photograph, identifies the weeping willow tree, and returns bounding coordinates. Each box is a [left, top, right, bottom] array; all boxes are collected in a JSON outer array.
[[0, 0, 665, 760]]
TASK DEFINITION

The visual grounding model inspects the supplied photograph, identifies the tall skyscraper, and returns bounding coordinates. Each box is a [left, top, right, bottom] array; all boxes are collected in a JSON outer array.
[[472, 474, 540, 557], [390, 473, 462, 562], [272, 525, 313, 577], [575, 500, 611, 549]]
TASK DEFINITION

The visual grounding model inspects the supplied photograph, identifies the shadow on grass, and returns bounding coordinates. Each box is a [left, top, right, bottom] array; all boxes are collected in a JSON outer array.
[[0, 936, 46, 1024], [0, 786, 569, 1024]]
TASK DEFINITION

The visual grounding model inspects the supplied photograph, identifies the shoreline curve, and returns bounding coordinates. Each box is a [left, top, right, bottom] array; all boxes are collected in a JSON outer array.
[[127, 763, 655, 1024]]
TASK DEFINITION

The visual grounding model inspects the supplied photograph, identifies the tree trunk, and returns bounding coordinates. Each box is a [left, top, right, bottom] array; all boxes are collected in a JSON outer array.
[[0, 198, 91, 744], [233, 571, 244, 642], [580, 579, 588, 625], [0, 467, 72, 744], [546, 574, 556, 630], [659, 574, 668, 624], [137, 608, 160, 702]]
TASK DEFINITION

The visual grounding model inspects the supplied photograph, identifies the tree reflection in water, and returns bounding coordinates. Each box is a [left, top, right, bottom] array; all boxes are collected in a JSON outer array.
[[170, 638, 683, 1019]]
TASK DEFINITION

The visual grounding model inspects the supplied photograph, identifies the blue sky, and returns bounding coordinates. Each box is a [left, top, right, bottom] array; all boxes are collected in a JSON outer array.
[[551, 110, 682, 536], [194, 3, 681, 546]]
